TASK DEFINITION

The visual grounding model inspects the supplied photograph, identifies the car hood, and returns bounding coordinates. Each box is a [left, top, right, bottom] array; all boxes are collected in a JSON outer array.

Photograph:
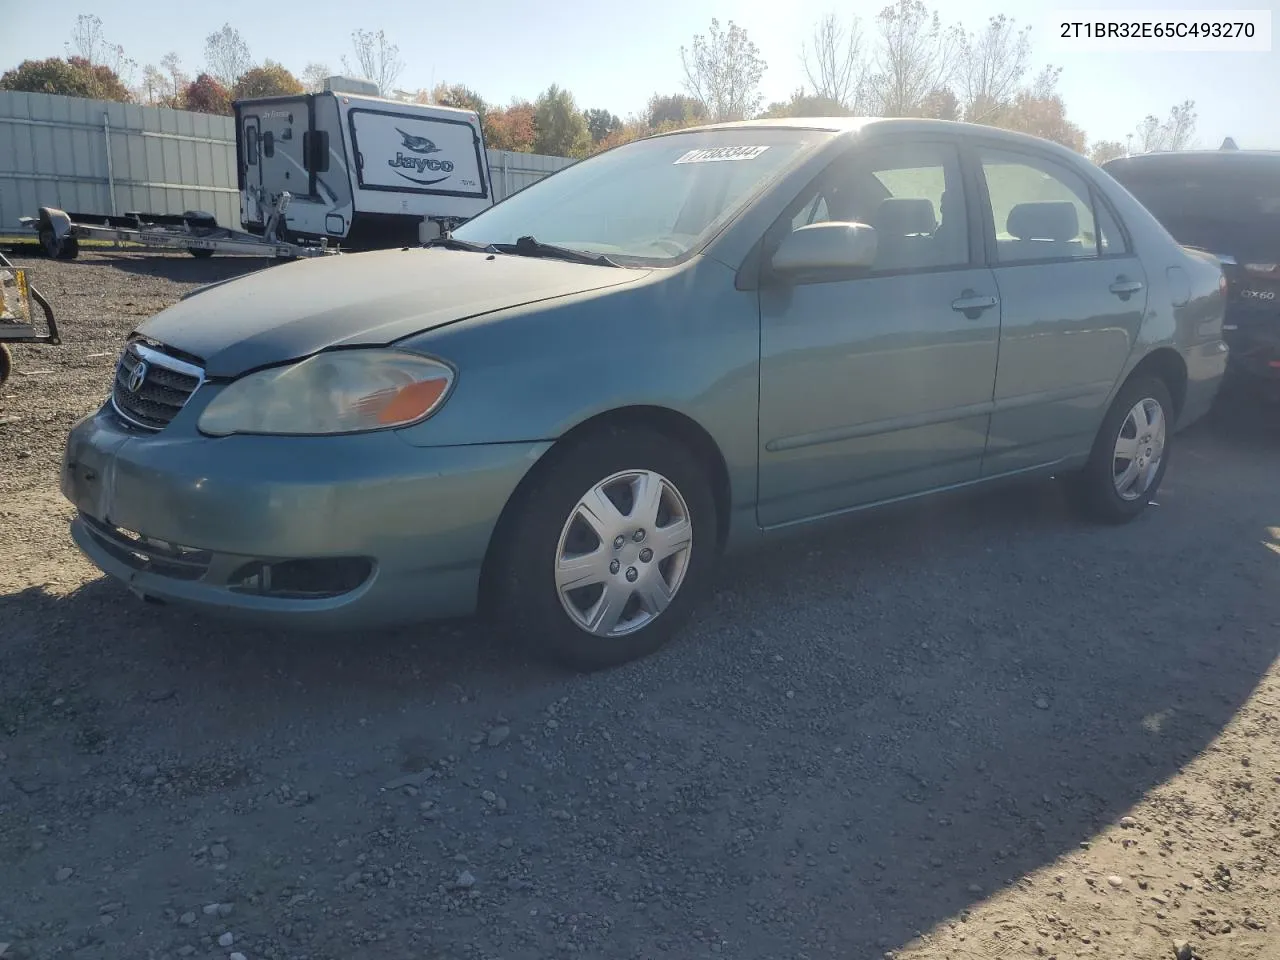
[[137, 248, 646, 378]]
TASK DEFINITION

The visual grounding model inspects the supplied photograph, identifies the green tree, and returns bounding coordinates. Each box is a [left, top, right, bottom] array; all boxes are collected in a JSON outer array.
[[1089, 140, 1127, 165], [432, 83, 487, 120], [533, 84, 591, 157], [183, 73, 231, 114], [759, 90, 851, 118], [0, 56, 131, 102], [646, 93, 706, 130], [583, 107, 621, 143], [232, 61, 304, 100]]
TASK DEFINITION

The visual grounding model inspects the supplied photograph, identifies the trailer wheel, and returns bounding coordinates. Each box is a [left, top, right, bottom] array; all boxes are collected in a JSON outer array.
[[39, 230, 78, 260], [188, 247, 215, 259], [0, 344, 12, 387]]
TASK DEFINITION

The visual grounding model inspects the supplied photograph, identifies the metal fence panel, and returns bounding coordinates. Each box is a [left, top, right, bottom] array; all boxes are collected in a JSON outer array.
[[0, 90, 575, 233]]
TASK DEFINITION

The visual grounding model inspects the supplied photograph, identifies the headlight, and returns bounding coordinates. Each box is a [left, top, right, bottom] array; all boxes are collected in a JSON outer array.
[[197, 349, 454, 436]]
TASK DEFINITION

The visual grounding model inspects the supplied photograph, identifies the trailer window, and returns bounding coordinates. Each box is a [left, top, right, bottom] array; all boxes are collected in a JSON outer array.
[[262, 132, 275, 159], [303, 131, 330, 173], [245, 128, 259, 165]]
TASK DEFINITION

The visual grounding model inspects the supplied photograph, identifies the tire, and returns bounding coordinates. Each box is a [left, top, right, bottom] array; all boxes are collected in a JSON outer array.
[[491, 426, 718, 670], [188, 247, 215, 259], [38, 229, 58, 259], [1071, 375, 1174, 524], [59, 236, 79, 260], [0, 344, 11, 386]]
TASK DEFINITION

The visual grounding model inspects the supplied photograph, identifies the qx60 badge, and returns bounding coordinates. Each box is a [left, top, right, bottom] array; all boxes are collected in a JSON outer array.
[[388, 127, 455, 186]]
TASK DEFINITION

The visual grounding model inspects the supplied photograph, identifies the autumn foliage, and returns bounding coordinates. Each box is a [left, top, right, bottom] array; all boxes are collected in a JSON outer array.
[[183, 73, 231, 115]]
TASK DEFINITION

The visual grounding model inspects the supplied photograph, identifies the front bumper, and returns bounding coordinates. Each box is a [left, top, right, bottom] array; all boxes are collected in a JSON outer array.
[[61, 404, 550, 628]]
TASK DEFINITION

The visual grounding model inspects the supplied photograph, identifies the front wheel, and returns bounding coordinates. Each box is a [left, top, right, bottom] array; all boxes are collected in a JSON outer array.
[[492, 426, 718, 670], [1070, 375, 1174, 524]]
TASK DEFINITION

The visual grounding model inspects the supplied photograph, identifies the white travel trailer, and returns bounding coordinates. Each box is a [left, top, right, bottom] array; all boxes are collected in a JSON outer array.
[[234, 77, 494, 249]]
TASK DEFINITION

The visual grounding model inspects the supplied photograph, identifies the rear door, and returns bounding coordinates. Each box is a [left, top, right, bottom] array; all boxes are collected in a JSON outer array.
[[972, 141, 1147, 475]]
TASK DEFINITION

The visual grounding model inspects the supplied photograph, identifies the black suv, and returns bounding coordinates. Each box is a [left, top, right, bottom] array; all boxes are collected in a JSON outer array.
[[1104, 150, 1280, 399]]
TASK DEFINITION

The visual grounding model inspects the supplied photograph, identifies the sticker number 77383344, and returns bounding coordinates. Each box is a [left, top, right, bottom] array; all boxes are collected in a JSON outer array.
[[673, 146, 770, 164]]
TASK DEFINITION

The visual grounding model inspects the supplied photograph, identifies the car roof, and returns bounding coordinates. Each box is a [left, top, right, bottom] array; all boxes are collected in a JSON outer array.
[[1104, 149, 1280, 170], [662, 116, 1090, 162]]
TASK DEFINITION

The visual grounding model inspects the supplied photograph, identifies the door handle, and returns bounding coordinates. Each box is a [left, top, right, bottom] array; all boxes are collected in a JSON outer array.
[[1109, 277, 1144, 299], [951, 292, 998, 318]]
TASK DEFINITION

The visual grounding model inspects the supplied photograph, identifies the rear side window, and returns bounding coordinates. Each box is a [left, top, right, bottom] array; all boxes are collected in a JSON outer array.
[[979, 148, 1098, 263]]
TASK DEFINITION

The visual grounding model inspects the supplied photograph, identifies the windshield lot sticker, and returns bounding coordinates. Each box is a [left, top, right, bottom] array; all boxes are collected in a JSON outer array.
[[674, 145, 770, 164]]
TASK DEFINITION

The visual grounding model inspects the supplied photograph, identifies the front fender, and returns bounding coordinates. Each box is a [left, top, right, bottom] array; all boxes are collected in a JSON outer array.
[[394, 257, 762, 523]]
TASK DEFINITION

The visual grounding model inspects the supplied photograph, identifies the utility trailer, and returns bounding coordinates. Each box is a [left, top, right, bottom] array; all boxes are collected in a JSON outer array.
[[19, 191, 331, 261], [234, 77, 495, 249], [0, 250, 60, 387]]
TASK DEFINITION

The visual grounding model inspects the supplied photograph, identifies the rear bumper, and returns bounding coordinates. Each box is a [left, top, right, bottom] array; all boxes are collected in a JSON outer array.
[[61, 404, 550, 628]]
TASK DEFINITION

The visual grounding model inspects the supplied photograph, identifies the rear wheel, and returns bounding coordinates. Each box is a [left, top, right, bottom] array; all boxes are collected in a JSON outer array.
[[1071, 375, 1173, 524], [188, 247, 215, 259], [492, 426, 717, 669], [0, 344, 12, 386]]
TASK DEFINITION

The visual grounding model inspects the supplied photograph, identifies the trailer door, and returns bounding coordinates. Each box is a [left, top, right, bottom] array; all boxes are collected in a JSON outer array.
[[240, 114, 263, 224], [256, 99, 313, 202]]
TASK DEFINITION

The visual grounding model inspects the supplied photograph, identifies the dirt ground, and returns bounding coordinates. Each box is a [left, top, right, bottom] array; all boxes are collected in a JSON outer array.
[[2, 249, 1279, 960]]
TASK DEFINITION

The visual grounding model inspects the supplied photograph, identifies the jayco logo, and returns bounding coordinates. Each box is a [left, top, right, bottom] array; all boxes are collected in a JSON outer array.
[[388, 127, 455, 185]]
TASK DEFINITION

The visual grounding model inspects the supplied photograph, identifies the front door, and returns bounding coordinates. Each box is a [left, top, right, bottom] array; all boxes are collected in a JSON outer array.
[[757, 138, 1001, 528], [971, 143, 1149, 474]]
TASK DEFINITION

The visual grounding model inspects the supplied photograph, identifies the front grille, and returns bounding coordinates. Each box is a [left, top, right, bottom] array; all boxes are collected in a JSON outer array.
[[80, 514, 212, 581], [112, 341, 204, 430]]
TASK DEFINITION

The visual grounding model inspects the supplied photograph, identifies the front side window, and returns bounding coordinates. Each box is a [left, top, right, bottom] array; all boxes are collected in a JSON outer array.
[[452, 130, 825, 265], [979, 148, 1099, 263], [789, 140, 969, 273]]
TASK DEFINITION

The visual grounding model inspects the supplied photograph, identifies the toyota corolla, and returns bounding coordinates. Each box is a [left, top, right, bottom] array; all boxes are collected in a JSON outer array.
[[62, 118, 1227, 668]]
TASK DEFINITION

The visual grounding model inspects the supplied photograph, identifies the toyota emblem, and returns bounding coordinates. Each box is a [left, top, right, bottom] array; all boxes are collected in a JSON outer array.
[[127, 360, 149, 393]]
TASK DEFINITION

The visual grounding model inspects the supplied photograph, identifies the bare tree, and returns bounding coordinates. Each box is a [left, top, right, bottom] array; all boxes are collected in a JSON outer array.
[[956, 14, 1031, 123], [67, 14, 108, 64], [1134, 100, 1198, 152], [342, 29, 404, 94], [160, 52, 189, 105], [205, 24, 252, 89], [864, 0, 957, 117], [301, 62, 332, 92], [681, 18, 767, 122], [801, 13, 867, 110], [66, 14, 135, 86]]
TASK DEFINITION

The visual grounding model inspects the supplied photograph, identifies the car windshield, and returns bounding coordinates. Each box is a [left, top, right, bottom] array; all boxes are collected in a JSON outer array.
[[1108, 155, 1280, 259], [452, 129, 826, 264]]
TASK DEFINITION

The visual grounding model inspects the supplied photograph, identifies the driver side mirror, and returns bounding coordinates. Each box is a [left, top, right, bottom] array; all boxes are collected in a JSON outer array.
[[770, 221, 878, 279]]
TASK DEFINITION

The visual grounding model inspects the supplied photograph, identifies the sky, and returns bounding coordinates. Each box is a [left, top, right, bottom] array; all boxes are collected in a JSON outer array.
[[1, 0, 1277, 149]]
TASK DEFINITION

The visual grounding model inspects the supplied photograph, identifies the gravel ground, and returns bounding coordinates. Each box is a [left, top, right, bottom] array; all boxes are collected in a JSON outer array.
[[2, 249, 1280, 960]]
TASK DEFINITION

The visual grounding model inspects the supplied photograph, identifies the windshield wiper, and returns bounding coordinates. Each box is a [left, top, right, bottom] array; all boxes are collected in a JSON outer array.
[[423, 236, 497, 253], [492, 235, 619, 267]]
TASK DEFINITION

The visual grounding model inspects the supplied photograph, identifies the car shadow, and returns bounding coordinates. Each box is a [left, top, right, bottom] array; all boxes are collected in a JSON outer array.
[[93, 252, 276, 284], [2, 423, 1278, 958]]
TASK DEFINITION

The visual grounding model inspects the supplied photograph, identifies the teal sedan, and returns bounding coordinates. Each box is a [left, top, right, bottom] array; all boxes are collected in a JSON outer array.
[[62, 118, 1227, 668]]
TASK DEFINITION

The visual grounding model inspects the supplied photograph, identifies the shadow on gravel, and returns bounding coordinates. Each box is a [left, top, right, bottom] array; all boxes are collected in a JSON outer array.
[[97, 254, 275, 284], [3, 408, 1278, 959]]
